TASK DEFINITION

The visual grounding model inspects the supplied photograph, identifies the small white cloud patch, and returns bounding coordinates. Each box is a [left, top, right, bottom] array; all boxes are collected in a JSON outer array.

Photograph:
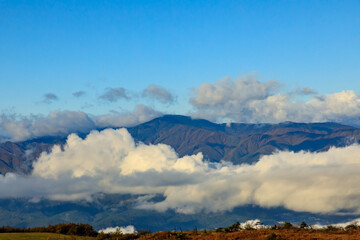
[[99, 225, 136, 234]]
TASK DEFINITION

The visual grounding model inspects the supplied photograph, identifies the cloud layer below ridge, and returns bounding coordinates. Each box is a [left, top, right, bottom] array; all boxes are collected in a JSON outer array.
[[1, 128, 360, 215]]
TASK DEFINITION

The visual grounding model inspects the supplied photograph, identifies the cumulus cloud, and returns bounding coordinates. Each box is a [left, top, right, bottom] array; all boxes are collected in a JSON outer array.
[[247, 90, 360, 124], [43, 93, 58, 104], [0, 105, 161, 142], [99, 88, 130, 102], [72, 91, 86, 97], [190, 74, 360, 126], [1, 128, 360, 215], [190, 74, 279, 108], [142, 85, 174, 104]]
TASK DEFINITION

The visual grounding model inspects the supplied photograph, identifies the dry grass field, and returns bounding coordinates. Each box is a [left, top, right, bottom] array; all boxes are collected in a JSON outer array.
[[137, 229, 360, 240], [2, 229, 360, 240]]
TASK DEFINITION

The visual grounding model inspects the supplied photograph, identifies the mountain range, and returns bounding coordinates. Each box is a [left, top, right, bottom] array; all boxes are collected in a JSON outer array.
[[1, 114, 360, 175], [1, 115, 360, 230]]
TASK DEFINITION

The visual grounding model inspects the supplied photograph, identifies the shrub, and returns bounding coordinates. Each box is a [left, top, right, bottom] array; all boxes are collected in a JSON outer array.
[[222, 222, 241, 232], [266, 233, 278, 240], [266, 233, 285, 240], [345, 223, 359, 230], [137, 229, 151, 235], [215, 227, 224, 232], [271, 224, 278, 230], [299, 221, 308, 229], [244, 223, 254, 230], [282, 222, 293, 229], [325, 225, 340, 231]]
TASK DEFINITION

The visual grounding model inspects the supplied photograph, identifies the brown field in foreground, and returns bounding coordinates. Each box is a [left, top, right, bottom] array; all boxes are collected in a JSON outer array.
[[0, 232, 96, 240], [2, 228, 360, 240], [137, 229, 360, 240]]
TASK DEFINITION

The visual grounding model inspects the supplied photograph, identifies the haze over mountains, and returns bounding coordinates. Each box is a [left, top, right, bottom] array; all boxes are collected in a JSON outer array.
[[1, 115, 359, 175]]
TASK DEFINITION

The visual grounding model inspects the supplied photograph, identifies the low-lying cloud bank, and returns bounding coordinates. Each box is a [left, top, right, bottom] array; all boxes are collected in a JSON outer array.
[[1, 128, 360, 215], [0, 104, 162, 142], [190, 75, 360, 126], [312, 218, 360, 229]]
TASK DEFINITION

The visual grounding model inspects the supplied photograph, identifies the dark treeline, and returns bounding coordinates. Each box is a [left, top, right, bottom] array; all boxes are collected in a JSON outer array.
[[0, 223, 98, 237]]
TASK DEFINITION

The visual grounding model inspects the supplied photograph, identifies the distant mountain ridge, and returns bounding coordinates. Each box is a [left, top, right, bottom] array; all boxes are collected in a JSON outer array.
[[1, 114, 360, 174], [127, 115, 360, 163]]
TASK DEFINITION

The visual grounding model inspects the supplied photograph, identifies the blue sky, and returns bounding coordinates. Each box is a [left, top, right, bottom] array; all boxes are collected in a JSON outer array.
[[4, 1, 360, 221], [1, 0, 360, 119]]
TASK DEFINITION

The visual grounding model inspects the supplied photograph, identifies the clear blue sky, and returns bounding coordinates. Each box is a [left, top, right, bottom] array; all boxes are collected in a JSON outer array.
[[1, 0, 360, 116]]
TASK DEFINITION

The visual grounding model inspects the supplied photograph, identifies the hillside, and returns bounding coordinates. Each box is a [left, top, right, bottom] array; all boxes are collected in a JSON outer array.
[[128, 115, 360, 164]]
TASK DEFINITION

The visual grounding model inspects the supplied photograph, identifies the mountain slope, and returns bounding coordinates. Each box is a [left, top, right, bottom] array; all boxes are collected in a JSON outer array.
[[128, 115, 360, 164]]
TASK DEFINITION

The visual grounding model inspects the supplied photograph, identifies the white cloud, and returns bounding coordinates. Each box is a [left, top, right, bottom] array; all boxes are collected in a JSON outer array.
[[1, 128, 360, 215], [247, 90, 360, 124], [190, 74, 278, 109], [239, 219, 266, 229], [0, 111, 96, 142], [311, 218, 360, 229], [93, 104, 162, 128], [99, 225, 136, 234], [0, 105, 161, 142], [190, 74, 360, 126]]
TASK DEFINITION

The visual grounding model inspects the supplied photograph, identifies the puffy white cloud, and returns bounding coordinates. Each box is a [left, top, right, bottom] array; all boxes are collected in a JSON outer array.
[[239, 220, 266, 229], [190, 74, 278, 109], [154, 144, 360, 214], [247, 90, 360, 124], [142, 85, 174, 104], [99, 225, 136, 234], [1, 128, 360, 215], [190, 75, 360, 126]]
